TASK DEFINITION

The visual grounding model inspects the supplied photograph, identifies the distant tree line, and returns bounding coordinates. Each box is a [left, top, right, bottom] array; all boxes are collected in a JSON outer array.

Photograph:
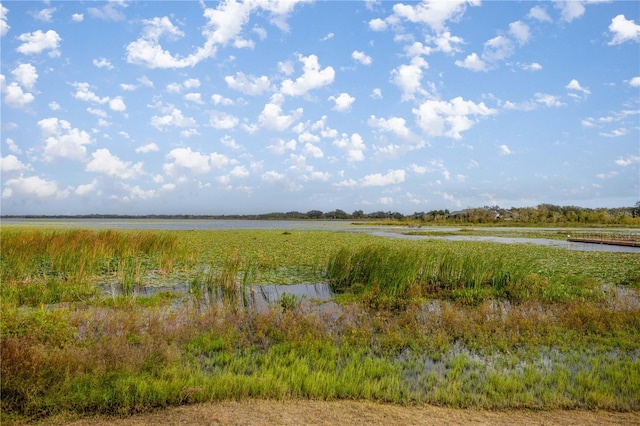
[[3, 202, 639, 225]]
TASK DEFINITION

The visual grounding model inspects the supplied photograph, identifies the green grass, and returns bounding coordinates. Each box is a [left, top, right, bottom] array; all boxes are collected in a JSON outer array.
[[1, 226, 639, 422]]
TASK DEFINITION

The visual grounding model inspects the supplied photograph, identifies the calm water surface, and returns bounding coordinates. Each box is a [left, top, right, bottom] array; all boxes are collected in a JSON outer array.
[[3, 218, 638, 253]]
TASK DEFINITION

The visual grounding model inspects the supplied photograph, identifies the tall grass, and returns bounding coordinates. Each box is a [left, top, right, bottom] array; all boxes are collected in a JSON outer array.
[[1, 229, 182, 306], [327, 244, 601, 306]]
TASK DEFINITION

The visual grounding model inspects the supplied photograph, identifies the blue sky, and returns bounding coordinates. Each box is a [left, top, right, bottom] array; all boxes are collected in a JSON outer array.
[[1, 0, 638, 215]]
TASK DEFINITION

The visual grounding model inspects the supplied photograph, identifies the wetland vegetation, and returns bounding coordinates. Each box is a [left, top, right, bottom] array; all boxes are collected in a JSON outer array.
[[1, 225, 639, 423]]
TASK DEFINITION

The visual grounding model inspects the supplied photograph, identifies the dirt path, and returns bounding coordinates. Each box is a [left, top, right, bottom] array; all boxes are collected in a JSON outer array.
[[59, 400, 640, 426]]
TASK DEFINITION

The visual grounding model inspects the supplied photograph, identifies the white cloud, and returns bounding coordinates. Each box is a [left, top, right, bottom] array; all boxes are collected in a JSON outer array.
[[258, 94, 303, 131], [38, 117, 93, 162], [368, 115, 413, 139], [268, 138, 297, 155], [528, 5, 552, 22], [566, 79, 591, 100], [428, 31, 464, 54], [86, 148, 143, 179], [109, 96, 127, 112], [225, 72, 272, 95], [335, 169, 405, 188], [521, 62, 542, 71], [212, 93, 235, 105], [333, 133, 366, 163], [499, 144, 513, 155], [2, 82, 34, 108], [136, 143, 159, 153], [629, 77, 640, 87], [121, 83, 137, 91], [483, 35, 514, 62], [71, 13, 84, 23], [599, 128, 628, 138], [329, 92, 355, 112], [368, 18, 387, 31], [88, 2, 127, 21], [280, 54, 335, 97], [392, 0, 480, 33], [16, 30, 61, 56], [596, 171, 618, 179], [370, 88, 383, 99], [72, 82, 109, 104], [557, 1, 585, 23], [1, 4, 10, 37], [49, 101, 60, 111], [391, 56, 429, 100], [163, 147, 228, 179], [615, 155, 640, 166], [534, 92, 565, 108], [93, 57, 114, 69], [1, 155, 32, 173], [151, 108, 196, 130], [413, 97, 496, 140], [5, 138, 21, 154], [352, 50, 372, 65], [11, 64, 38, 91], [2, 175, 68, 199], [75, 180, 98, 196], [209, 111, 240, 129], [509, 21, 530, 46], [31, 7, 56, 22], [320, 32, 334, 41], [608, 14, 640, 45], [87, 107, 107, 118], [184, 92, 204, 104], [455, 52, 487, 72]]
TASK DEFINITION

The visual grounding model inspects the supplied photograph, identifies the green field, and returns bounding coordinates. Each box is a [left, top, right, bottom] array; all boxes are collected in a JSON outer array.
[[1, 226, 639, 423]]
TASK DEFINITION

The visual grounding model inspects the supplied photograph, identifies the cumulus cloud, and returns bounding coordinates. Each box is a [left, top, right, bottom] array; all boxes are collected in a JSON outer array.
[[391, 56, 429, 100], [86, 148, 143, 179], [528, 5, 551, 22], [521, 62, 542, 71], [2, 175, 68, 199], [352, 50, 372, 65], [629, 77, 640, 87], [209, 111, 240, 130], [225, 72, 272, 95], [126, 1, 308, 69], [413, 97, 496, 139], [163, 147, 229, 179], [136, 143, 160, 153], [557, 1, 586, 23], [1, 4, 9, 37], [608, 14, 640, 45], [329, 92, 355, 112], [150, 108, 196, 130], [509, 21, 530, 46], [499, 144, 514, 155], [1, 80, 35, 109], [16, 30, 61, 56], [455, 52, 487, 72], [71, 13, 84, 22], [258, 94, 303, 131], [12, 63, 38, 91], [1, 155, 32, 173], [566, 79, 591, 100], [280, 54, 335, 97], [335, 169, 405, 188], [88, 2, 127, 21], [38, 117, 93, 162], [368, 115, 414, 139], [391, 0, 481, 33], [93, 57, 114, 69], [333, 133, 366, 163]]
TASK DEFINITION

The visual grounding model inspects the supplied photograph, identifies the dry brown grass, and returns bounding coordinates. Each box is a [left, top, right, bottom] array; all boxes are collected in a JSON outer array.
[[37, 400, 640, 426]]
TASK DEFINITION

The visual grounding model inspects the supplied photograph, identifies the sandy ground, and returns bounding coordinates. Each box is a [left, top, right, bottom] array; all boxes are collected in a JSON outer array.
[[56, 400, 640, 426]]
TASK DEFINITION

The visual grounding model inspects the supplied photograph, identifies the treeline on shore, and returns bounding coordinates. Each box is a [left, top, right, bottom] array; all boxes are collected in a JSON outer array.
[[3, 202, 640, 225]]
